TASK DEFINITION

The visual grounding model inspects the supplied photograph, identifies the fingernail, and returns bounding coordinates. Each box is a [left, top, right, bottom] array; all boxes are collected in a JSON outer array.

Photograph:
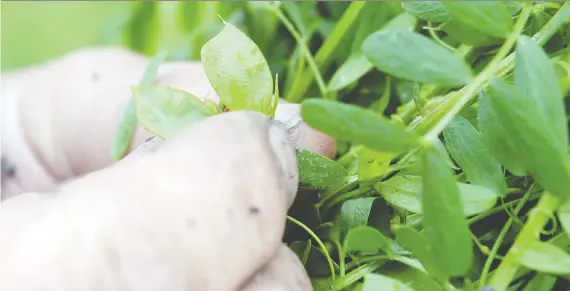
[[268, 120, 299, 204]]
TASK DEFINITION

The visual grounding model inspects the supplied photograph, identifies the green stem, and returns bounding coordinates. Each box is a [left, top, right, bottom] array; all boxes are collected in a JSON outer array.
[[321, 186, 374, 211], [467, 192, 540, 225], [478, 185, 534, 288], [285, 1, 366, 102], [418, 5, 532, 141], [346, 254, 389, 269], [488, 192, 561, 291], [287, 216, 336, 280], [330, 261, 384, 291], [401, 3, 569, 131], [271, 6, 328, 99], [334, 241, 346, 276]]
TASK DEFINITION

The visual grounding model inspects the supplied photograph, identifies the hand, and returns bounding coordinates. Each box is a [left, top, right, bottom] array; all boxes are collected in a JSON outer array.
[[0, 47, 336, 290]]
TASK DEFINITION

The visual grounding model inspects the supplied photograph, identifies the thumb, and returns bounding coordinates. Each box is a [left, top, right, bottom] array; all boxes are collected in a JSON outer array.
[[0, 111, 298, 291]]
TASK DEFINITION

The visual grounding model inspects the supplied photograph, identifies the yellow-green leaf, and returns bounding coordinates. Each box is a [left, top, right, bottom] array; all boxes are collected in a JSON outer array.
[[133, 85, 213, 139], [201, 22, 275, 116]]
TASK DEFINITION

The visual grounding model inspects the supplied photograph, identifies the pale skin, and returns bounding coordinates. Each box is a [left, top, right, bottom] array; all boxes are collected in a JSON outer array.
[[0, 47, 337, 291]]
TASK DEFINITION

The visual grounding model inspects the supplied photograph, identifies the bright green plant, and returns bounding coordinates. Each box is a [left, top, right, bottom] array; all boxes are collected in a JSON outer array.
[[113, 1, 570, 290]]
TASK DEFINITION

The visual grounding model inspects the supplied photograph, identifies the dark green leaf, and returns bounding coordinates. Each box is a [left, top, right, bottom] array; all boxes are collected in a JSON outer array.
[[377, 175, 497, 216], [401, 1, 450, 22], [201, 22, 276, 116], [301, 99, 419, 154], [361, 274, 414, 291], [362, 29, 473, 86], [344, 226, 392, 257], [442, 1, 513, 38], [444, 116, 508, 196], [477, 90, 527, 176], [394, 226, 445, 281], [112, 52, 167, 161], [357, 146, 393, 181], [515, 36, 567, 152], [441, 20, 502, 47], [518, 242, 570, 275], [337, 197, 377, 240], [297, 148, 347, 190], [486, 79, 570, 199], [421, 144, 473, 277], [133, 86, 213, 139]]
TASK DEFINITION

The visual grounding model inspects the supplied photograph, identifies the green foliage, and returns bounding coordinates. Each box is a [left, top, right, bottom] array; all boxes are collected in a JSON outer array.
[[132, 86, 213, 139], [297, 148, 347, 191], [201, 22, 276, 116], [421, 144, 473, 277], [362, 29, 473, 86], [85, 2, 570, 289], [301, 99, 419, 154], [443, 116, 508, 197]]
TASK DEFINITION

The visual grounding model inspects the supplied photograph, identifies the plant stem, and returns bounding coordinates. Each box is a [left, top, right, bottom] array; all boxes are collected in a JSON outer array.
[[401, 3, 569, 130], [321, 186, 374, 211], [271, 6, 328, 99], [334, 241, 346, 276], [286, 1, 366, 102], [478, 185, 534, 288], [488, 192, 560, 291], [418, 5, 532, 141], [330, 261, 384, 291], [468, 197, 537, 225], [287, 216, 336, 280]]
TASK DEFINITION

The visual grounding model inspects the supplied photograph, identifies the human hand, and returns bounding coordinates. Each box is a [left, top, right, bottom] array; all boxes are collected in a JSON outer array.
[[0, 48, 336, 290]]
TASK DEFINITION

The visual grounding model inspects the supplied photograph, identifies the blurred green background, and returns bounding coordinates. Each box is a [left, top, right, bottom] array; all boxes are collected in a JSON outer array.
[[1, 1, 198, 70]]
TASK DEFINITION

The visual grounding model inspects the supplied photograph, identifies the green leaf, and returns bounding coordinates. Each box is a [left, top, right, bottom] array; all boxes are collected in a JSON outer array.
[[362, 29, 473, 86], [361, 274, 415, 291], [518, 242, 570, 275], [486, 79, 570, 199], [344, 226, 392, 257], [444, 116, 508, 197], [441, 20, 502, 47], [112, 51, 167, 161], [515, 36, 567, 152], [394, 226, 445, 281], [357, 146, 393, 181], [524, 273, 557, 291], [558, 199, 570, 235], [442, 1, 513, 38], [337, 197, 377, 240], [200, 22, 275, 116], [504, 1, 522, 15], [133, 86, 213, 139], [301, 99, 419, 154], [297, 148, 347, 190], [421, 144, 473, 277], [401, 1, 450, 22], [376, 175, 497, 216], [477, 90, 527, 176], [327, 53, 373, 92], [328, 13, 417, 92]]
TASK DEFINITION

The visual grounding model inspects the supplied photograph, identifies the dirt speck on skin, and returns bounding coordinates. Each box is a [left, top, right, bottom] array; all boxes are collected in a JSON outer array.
[[249, 206, 260, 214]]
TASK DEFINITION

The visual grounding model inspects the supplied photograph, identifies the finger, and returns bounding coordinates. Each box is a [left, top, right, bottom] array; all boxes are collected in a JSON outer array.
[[1, 47, 336, 198], [0, 111, 298, 291], [239, 245, 312, 291]]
